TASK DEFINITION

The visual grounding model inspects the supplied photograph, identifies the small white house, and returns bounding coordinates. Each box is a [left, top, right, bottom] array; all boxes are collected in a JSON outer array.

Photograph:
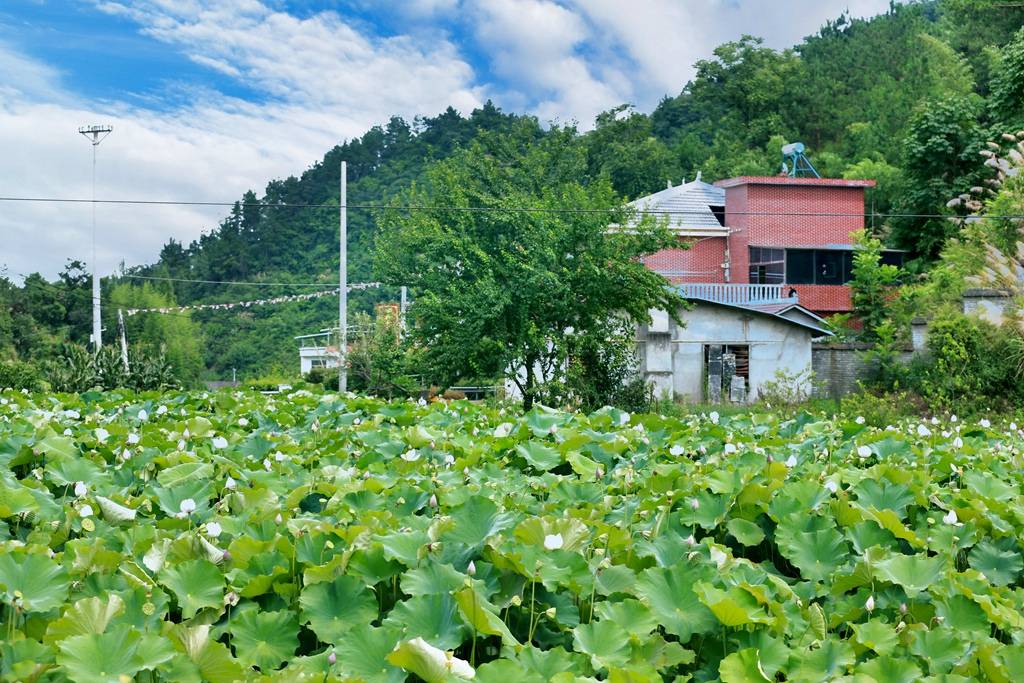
[[294, 330, 340, 375], [639, 284, 831, 403]]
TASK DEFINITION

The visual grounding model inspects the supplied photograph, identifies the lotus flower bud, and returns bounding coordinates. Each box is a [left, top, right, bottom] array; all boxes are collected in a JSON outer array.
[[328, 652, 337, 665], [865, 595, 875, 612], [467, 560, 477, 576], [429, 494, 438, 508]]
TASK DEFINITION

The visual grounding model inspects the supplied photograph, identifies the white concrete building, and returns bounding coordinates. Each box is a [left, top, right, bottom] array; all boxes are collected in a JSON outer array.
[[294, 330, 339, 375], [638, 283, 831, 403]]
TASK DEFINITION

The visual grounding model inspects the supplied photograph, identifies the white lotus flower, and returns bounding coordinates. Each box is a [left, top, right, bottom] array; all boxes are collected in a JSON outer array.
[[950, 414, 957, 423], [95, 427, 110, 443], [1011, 422, 1019, 431], [224, 477, 237, 490], [669, 445, 685, 457], [63, 428, 73, 436], [354, 417, 362, 426], [74, 481, 88, 497], [127, 432, 140, 445], [206, 521, 223, 537], [931, 416, 939, 425], [980, 419, 991, 428], [942, 509, 960, 526], [79, 504, 94, 518], [120, 448, 132, 461], [784, 455, 797, 468], [401, 449, 420, 462], [156, 405, 168, 415], [865, 595, 875, 612], [618, 411, 631, 426], [543, 533, 564, 550], [709, 411, 720, 424], [212, 436, 228, 449], [494, 423, 513, 438], [723, 443, 737, 454], [857, 445, 872, 458], [176, 439, 186, 451], [917, 424, 932, 437], [179, 498, 197, 514], [689, 498, 700, 510], [238, 417, 249, 427], [953, 436, 964, 449], [263, 458, 272, 471], [274, 451, 287, 462], [824, 480, 839, 493], [183, 428, 190, 439]]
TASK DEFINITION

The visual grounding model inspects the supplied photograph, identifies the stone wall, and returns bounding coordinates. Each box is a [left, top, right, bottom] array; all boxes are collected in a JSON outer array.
[[811, 343, 915, 399]]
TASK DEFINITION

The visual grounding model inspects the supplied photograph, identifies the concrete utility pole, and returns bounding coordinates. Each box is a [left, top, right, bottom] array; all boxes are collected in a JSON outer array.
[[117, 309, 129, 372], [78, 124, 113, 351], [339, 161, 348, 394]]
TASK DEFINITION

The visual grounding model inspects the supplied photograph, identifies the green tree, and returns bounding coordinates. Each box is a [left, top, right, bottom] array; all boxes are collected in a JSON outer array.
[[849, 230, 901, 341], [890, 95, 987, 258], [108, 283, 205, 387], [374, 126, 682, 409]]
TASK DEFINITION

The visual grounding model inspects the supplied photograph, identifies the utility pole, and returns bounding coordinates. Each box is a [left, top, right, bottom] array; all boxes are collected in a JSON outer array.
[[400, 285, 408, 337], [78, 124, 113, 352], [117, 309, 129, 372], [339, 161, 348, 394]]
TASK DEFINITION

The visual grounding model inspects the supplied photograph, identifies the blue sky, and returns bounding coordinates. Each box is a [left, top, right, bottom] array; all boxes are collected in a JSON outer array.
[[0, 0, 892, 277]]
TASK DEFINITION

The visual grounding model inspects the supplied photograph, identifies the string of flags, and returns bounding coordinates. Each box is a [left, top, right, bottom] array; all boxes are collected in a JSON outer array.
[[124, 282, 381, 316]]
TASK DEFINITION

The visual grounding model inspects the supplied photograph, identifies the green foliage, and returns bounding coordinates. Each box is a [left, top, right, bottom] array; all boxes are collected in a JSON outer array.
[[850, 230, 902, 340], [374, 126, 683, 408], [0, 359, 43, 391], [990, 28, 1024, 126], [4, 390, 1024, 679], [913, 313, 1024, 407], [43, 343, 181, 393], [347, 311, 421, 397]]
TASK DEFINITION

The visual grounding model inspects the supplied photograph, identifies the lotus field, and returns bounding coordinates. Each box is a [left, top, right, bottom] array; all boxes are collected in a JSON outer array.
[[3, 390, 1024, 682]]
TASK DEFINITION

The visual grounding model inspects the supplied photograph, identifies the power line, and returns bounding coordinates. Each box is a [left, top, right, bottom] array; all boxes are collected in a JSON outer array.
[[123, 274, 341, 288], [0, 194, 1020, 220]]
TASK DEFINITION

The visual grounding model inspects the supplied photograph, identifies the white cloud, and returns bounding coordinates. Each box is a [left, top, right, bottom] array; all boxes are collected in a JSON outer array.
[[0, 2, 484, 278]]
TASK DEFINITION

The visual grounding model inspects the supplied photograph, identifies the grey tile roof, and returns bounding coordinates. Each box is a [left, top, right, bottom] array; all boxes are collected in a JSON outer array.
[[628, 180, 726, 230]]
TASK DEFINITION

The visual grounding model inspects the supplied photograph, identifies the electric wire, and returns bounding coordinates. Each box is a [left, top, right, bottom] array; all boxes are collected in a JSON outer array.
[[0, 195, 1021, 220]]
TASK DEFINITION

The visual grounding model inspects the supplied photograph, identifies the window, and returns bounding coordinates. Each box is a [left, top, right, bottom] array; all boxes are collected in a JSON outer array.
[[880, 250, 906, 268], [310, 359, 327, 368], [748, 247, 784, 284], [710, 205, 726, 227], [783, 248, 855, 285]]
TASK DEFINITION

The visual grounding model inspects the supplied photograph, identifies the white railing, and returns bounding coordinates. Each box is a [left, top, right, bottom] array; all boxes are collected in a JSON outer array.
[[678, 283, 795, 305]]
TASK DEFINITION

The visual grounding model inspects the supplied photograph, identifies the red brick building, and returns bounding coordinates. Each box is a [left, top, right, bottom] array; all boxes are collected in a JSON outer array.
[[637, 175, 882, 316]]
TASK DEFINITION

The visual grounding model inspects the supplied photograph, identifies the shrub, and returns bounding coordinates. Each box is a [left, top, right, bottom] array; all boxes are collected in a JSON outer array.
[[0, 359, 43, 391], [757, 367, 816, 406], [912, 314, 1024, 408]]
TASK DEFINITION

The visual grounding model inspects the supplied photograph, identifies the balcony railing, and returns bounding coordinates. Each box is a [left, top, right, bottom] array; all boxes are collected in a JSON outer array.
[[678, 283, 796, 305]]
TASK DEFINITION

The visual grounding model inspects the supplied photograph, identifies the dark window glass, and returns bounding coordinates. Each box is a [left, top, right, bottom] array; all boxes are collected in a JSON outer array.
[[842, 251, 854, 283], [786, 249, 814, 284], [816, 249, 844, 285], [710, 205, 726, 227], [880, 250, 905, 267], [749, 247, 784, 284]]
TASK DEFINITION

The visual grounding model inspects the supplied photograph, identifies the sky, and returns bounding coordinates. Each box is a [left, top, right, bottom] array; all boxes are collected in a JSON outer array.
[[0, 0, 893, 279]]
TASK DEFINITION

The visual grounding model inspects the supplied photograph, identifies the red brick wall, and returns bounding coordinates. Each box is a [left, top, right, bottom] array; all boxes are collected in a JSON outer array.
[[724, 181, 867, 314], [643, 237, 728, 283]]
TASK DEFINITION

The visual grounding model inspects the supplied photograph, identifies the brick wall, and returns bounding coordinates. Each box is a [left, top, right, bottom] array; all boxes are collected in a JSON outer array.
[[642, 237, 728, 283], [721, 178, 872, 315], [811, 343, 915, 399]]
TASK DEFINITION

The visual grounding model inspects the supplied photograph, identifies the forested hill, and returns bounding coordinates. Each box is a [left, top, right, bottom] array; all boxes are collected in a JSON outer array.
[[5, 0, 1024, 382]]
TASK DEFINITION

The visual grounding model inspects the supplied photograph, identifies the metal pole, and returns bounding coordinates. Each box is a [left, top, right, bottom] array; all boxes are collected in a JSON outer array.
[[79, 124, 112, 352], [91, 143, 101, 351], [117, 308, 129, 372], [339, 161, 348, 394]]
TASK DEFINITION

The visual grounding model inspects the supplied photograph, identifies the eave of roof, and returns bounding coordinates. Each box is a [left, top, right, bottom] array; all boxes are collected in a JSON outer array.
[[715, 176, 876, 189], [679, 296, 834, 336]]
